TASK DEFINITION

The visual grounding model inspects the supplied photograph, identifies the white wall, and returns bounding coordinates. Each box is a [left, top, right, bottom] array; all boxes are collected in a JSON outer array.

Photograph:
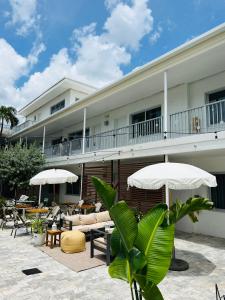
[[172, 154, 225, 238], [58, 165, 81, 204], [26, 89, 87, 123]]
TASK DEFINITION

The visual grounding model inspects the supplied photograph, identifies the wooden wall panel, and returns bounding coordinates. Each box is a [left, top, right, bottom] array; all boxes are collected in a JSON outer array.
[[119, 161, 165, 213], [82, 164, 112, 202]]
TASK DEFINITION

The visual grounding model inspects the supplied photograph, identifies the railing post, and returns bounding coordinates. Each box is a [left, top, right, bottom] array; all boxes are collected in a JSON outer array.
[[82, 108, 87, 154], [164, 70, 168, 138]]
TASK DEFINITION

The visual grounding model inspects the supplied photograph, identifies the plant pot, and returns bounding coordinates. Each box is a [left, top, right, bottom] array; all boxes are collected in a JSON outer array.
[[32, 233, 45, 246]]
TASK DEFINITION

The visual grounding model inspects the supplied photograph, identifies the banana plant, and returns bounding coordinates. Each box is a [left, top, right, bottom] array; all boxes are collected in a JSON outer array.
[[166, 197, 214, 225], [92, 176, 175, 300]]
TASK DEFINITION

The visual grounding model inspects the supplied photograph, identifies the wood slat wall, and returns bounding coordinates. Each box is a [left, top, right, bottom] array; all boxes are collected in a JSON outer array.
[[82, 164, 112, 202], [119, 161, 165, 213], [83, 160, 165, 213]]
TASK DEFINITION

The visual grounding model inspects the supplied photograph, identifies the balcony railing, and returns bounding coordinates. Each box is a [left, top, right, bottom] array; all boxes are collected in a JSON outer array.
[[170, 98, 225, 137], [44, 116, 163, 158], [12, 120, 35, 133]]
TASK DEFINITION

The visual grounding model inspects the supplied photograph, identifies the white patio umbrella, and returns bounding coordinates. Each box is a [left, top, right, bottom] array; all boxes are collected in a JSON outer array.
[[30, 169, 78, 205], [127, 162, 217, 271], [127, 162, 217, 207]]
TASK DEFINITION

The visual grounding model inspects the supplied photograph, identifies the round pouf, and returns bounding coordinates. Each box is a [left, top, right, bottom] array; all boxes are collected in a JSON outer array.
[[61, 230, 86, 254]]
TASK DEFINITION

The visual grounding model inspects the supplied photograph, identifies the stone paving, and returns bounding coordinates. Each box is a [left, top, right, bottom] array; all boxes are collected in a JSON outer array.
[[0, 228, 225, 300]]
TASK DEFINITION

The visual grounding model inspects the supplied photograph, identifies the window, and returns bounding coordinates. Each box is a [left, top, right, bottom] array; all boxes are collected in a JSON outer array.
[[131, 107, 161, 137], [50, 100, 65, 115], [208, 89, 225, 125], [66, 177, 81, 195], [211, 174, 225, 209]]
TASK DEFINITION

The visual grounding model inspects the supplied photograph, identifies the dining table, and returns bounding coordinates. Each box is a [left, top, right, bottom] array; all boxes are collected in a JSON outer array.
[[25, 208, 49, 218]]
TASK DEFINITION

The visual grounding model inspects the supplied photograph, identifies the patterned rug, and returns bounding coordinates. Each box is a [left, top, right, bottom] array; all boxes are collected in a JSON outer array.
[[39, 241, 105, 272]]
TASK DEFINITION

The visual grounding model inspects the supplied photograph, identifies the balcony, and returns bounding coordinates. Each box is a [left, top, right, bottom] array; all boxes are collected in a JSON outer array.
[[170, 98, 225, 137], [12, 120, 35, 133], [44, 116, 163, 158]]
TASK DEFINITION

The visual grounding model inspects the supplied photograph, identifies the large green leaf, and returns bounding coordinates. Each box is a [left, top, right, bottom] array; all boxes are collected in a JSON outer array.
[[111, 227, 125, 257], [142, 283, 164, 300], [129, 248, 147, 273], [168, 197, 214, 224], [135, 204, 167, 254], [108, 255, 131, 283], [91, 176, 116, 210], [135, 204, 174, 285], [146, 224, 174, 284], [110, 201, 138, 252]]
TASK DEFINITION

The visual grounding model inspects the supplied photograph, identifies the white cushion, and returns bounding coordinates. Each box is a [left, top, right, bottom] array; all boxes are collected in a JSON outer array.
[[72, 224, 90, 232], [80, 213, 96, 225], [64, 215, 80, 226], [96, 211, 111, 223]]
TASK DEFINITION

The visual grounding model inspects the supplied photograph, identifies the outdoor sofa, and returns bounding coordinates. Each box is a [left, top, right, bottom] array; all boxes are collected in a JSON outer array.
[[60, 211, 114, 234]]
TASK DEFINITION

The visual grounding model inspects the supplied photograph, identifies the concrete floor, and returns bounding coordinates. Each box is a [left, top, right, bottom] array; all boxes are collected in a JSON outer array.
[[0, 228, 224, 300]]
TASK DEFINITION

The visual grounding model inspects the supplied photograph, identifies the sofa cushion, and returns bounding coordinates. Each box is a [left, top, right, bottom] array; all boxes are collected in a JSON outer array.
[[96, 211, 111, 223], [72, 224, 90, 232], [80, 213, 96, 225], [64, 215, 80, 226]]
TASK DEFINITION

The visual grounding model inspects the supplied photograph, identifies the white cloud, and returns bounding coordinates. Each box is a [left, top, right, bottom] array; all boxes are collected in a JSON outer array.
[[149, 25, 163, 45], [105, 0, 153, 50], [104, 0, 123, 10], [2, 0, 154, 110], [6, 0, 39, 36]]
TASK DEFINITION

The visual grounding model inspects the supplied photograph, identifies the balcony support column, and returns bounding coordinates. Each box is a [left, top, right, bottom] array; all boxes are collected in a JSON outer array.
[[42, 126, 46, 155], [82, 108, 87, 154], [163, 70, 168, 138], [39, 125, 46, 206]]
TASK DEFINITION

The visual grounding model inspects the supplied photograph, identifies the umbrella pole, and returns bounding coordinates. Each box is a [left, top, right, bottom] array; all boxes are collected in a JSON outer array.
[[38, 185, 42, 206], [53, 184, 56, 203]]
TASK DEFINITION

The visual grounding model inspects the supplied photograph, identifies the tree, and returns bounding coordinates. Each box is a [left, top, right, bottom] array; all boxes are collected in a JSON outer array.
[[0, 106, 19, 137], [0, 143, 45, 197]]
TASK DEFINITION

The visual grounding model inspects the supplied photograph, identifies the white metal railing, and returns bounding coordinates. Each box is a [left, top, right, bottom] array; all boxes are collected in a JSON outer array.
[[44, 116, 163, 158], [170, 98, 225, 137], [12, 120, 35, 133]]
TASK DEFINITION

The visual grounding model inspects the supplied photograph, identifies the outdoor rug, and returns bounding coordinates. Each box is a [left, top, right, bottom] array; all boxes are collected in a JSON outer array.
[[39, 241, 105, 272]]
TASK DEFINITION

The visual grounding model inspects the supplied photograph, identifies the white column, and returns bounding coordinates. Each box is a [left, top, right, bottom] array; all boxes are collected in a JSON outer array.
[[165, 154, 170, 208], [82, 108, 87, 154], [42, 126, 46, 154], [39, 126, 46, 206], [164, 71, 168, 138]]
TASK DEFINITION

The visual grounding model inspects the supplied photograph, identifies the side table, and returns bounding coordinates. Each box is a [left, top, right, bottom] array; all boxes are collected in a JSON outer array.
[[46, 230, 62, 249]]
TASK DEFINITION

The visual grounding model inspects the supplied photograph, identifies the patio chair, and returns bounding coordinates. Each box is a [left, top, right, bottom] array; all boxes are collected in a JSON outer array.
[[75, 200, 84, 214], [1, 206, 14, 230], [90, 228, 112, 266], [95, 202, 102, 213], [216, 284, 225, 300], [10, 209, 31, 238], [45, 206, 61, 226]]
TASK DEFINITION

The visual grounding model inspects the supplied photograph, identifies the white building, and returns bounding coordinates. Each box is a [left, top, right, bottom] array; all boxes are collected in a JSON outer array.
[[11, 23, 225, 238]]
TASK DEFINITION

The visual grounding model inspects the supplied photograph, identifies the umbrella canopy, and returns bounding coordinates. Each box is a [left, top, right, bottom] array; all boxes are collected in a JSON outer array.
[[127, 162, 217, 190], [30, 169, 78, 185]]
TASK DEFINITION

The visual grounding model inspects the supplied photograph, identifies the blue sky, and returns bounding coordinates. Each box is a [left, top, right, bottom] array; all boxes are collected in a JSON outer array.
[[0, 0, 225, 109]]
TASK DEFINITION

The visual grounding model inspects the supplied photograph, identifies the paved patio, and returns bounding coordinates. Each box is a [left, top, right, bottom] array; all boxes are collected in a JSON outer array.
[[0, 229, 224, 300]]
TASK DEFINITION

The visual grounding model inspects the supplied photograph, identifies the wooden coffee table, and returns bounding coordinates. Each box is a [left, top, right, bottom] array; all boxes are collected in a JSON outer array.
[[46, 230, 62, 249]]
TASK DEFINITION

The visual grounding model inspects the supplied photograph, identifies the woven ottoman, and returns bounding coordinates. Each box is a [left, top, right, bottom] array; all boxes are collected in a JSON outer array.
[[61, 230, 86, 254]]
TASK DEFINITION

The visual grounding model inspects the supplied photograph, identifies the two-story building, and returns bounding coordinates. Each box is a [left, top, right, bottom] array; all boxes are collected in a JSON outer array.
[[11, 23, 225, 238]]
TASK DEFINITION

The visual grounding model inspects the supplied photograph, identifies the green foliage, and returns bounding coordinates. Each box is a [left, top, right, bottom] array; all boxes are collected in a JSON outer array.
[[167, 197, 214, 225], [0, 105, 18, 137], [0, 143, 45, 195], [91, 176, 116, 210], [31, 218, 46, 234], [92, 177, 175, 300]]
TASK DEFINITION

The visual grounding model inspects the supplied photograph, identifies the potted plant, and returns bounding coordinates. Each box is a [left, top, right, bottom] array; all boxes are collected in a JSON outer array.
[[31, 218, 46, 246]]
